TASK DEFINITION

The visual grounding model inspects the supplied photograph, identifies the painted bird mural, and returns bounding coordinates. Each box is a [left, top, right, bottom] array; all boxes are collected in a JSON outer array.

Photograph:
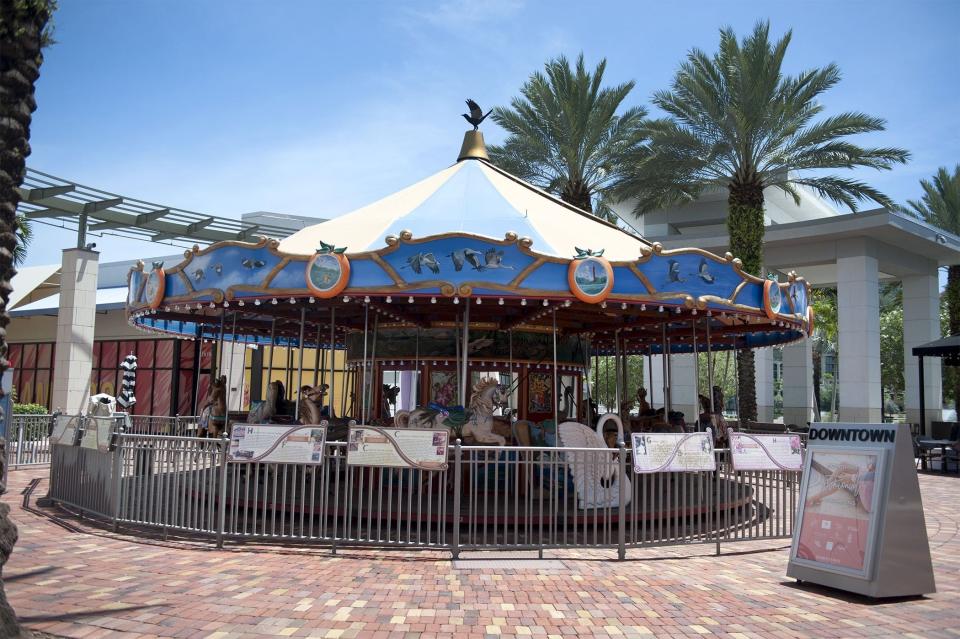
[[241, 258, 266, 269], [698, 258, 715, 284], [668, 259, 685, 283], [448, 248, 485, 272], [404, 252, 440, 275]]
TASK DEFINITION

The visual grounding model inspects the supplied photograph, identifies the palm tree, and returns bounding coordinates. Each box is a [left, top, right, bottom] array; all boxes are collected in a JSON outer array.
[[906, 165, 960, 410], [488, 53, 648, 221], [0, 1, 55, 635], [620, 22, 909, 421], [13, 214, 32, 267]]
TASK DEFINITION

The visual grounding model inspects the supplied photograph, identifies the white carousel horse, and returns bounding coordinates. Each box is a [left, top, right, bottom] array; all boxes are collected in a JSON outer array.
[[556, 413, 631, 509], [247, 380, 280, 423], [394, 377, 507, 445]]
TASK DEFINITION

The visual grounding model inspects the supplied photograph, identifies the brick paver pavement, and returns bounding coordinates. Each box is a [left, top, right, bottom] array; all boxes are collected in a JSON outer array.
[[3, 467, 958, 639]]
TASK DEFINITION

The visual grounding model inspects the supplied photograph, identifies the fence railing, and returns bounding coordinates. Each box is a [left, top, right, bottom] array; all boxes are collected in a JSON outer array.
[[7, 414, 56, 468], [47, 432, 802, 557], [125, 415, 201, 437]]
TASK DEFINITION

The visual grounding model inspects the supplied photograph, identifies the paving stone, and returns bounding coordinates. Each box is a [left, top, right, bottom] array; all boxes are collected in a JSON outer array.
[[2, 467, 959, 638]]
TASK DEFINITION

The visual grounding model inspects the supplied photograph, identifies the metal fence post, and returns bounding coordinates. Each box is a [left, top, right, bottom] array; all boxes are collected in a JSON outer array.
[[617, 441, 626, 561], [216, 434, 229, 548], [715, 449, 723, 556], [111, 434, 124, 532], [15, 417, 24, 467], [452, 439, 462, 560]]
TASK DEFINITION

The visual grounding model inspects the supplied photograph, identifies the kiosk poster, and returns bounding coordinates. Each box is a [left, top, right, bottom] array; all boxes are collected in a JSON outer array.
[[631, 431, 716, 473], [793, 449, 884, 576], [229, 424, 327, 464], [347, 426, 449, 470], [729, 432, 804, 471], [50, 414, 80, 446]]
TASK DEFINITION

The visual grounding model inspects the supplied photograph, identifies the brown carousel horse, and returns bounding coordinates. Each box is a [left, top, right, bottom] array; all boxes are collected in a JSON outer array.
[[201, 375, 228, 437]]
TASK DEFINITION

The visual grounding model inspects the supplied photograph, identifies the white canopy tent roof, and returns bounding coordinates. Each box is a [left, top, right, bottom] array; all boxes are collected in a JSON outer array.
[[279, 158, 649, 261]]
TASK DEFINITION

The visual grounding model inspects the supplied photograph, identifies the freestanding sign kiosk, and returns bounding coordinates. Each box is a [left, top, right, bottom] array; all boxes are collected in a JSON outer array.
[[787, 423, 935, 597]]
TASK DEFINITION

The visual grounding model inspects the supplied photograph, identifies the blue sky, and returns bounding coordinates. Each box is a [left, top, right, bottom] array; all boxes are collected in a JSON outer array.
[[22, 0, 960, 267]]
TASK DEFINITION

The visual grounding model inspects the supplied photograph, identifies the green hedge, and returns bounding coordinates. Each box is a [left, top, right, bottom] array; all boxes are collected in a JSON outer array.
[[13, 403, 49, 415]]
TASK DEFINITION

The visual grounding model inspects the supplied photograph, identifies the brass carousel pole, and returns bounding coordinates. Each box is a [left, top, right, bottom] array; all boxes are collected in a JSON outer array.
[[706, 318, 715, 415], [295, 307, 306, 421], [661, 322, 670, 414], [552, 307, 559, 429], [613, 328, 622, 418], [361, 302, 369, 423], [368, 310, 379, 420], [314, 320, 322, 387], [692, 316, 700, 430], [266, 317, 276, 397], [226, 311, 238, 416], [328, 307, 336, 417], [460, 300, 470, 409]]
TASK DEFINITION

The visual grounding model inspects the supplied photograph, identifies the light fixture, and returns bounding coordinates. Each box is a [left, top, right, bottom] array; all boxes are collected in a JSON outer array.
[[386, 296, 392, 303], [408, 296, 414, 303]]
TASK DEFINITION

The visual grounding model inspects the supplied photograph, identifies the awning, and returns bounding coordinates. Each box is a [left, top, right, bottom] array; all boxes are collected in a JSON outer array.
[[11, 287, 129, 317], [9, 264, 60, 309], [912, 335, 960, 365]]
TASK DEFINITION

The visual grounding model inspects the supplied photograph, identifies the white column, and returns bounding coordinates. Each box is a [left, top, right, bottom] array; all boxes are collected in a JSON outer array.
[[51, 248, 98, 414], [902, 273, 942, 433], [647, 353, 697, 421], [755, 348, 775, 422], [782, 339, 814, 427], [219, 342, 246, 411], [837, 249, 882, 422]]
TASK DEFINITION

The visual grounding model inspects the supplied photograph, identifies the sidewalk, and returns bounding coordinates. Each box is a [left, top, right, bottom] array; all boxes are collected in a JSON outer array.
[[3, 467, 958, 639]]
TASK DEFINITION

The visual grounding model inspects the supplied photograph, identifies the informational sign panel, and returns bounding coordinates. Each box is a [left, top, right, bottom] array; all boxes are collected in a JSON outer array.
[[347, 426, 449, 470], [729, 432, 804, 471], [79, 416, 114, 452], [631, 431, 715, 473], [50, 414, 80, 446], [787, 423, 936, 598], [229, 424, 327, 464], [794, 448, 885, 576]]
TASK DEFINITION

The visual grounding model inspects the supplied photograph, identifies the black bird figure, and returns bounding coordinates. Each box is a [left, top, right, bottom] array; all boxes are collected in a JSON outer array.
[[668, 259, 685, 283], [698, 258, 715, 284], [462, 99, 492, 131]]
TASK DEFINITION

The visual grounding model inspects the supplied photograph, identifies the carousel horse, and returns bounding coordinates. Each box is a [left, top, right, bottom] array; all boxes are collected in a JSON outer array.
[[248, 380, 280, 423], [697, 385, 729, 446], [201, 375, 228, 437], [556, 414, 631, 509], [381, 384, 400, 418], [394, 377, 508, 445], [636, 387, 653, 415], [298, 384, 323, 424]]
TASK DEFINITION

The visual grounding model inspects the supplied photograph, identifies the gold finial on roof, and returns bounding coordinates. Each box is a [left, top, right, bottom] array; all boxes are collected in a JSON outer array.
[[458, 130, 490, 162]]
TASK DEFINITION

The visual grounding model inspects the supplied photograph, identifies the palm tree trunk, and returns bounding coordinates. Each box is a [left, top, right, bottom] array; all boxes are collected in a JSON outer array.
[[727, 181, 765, 423], [947, 264, 960, 412], [812, 344, 822, 418], [0, 2, 53, 636]]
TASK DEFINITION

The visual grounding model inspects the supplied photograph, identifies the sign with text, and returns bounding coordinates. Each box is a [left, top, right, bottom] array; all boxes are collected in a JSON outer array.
[[788, 423, 936, 597], [729, 432, 804, 471], [794, 448, 884, 576], [631, 431, 716, 473], [347, 427, 449, 471], [50, 414, 80, 446], [229, 424, 327, 464]]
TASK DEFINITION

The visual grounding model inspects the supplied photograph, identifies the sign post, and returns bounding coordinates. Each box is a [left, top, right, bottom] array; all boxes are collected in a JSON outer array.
[[787, 423, 935, 597]]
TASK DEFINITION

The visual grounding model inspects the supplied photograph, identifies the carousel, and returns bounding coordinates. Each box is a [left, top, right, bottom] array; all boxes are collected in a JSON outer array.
[[121, 123, 812, 543]]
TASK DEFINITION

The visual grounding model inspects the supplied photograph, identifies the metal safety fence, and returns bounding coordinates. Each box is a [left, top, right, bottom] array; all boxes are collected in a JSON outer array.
[[48, 433, 801, 557], [8, 414, 56, 468]]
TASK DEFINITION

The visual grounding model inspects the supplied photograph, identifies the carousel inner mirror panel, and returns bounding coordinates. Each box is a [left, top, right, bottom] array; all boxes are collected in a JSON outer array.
[[108, 138, 812, 552]]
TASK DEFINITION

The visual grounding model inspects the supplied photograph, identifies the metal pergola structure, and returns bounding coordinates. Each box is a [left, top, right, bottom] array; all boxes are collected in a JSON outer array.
[[16, 168, 296, 249]]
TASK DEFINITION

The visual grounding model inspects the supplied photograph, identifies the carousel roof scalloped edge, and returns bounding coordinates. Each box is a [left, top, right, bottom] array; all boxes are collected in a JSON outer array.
[[124, 228, 813, 355]]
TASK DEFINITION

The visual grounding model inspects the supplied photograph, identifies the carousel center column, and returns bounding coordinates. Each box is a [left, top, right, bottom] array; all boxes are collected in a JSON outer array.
[[51, 247, 98, 414]]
